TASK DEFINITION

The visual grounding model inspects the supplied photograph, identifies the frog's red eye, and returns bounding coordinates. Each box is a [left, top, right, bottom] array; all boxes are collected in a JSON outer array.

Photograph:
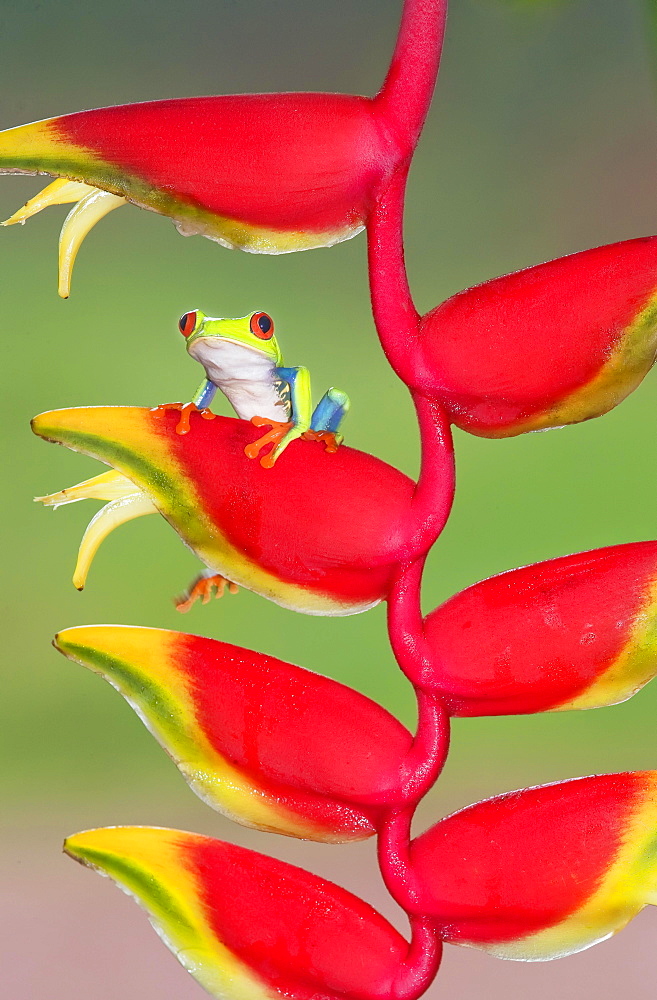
[[179, 311, 197, 338], [250, 312, 274, 340]]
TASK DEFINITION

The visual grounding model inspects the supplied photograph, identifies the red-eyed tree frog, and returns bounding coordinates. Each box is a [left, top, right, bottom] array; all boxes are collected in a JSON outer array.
[[161, 309, 350, 469]]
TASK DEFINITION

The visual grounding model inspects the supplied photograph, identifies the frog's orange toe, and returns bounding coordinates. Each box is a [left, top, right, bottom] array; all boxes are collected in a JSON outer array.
[[302, 429, 342, 454], [175, 573, 238, 613], [151, 402, 216, 435], [244, 418, 294, 465]]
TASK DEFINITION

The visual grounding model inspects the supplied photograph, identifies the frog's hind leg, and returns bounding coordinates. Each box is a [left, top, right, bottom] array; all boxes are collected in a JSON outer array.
[[311, 388, 350, 433], [175, 569, 239, 613], [306, 388, 350, 452]]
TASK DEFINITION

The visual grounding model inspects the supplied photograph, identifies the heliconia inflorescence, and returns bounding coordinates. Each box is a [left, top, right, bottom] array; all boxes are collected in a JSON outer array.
[[13, 0, 657, 997]]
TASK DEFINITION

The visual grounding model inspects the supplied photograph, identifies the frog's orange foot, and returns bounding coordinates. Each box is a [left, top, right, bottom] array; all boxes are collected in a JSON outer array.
[[302, 429, 342, 454], [175, 573, 239, 613], [151, 401, 216, 435], [244, 417, 295, 468]]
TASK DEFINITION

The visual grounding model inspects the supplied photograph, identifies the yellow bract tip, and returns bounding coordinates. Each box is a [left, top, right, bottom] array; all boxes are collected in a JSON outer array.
[[58, 189, 126, 298], [2, 177, 97, 227], [72, 492, 157, 590], [34, 461, 158, 590], [35, 469, 133, 508]]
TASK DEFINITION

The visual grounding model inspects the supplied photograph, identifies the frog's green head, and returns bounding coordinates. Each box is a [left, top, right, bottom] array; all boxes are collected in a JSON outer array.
[[179, 310, 282, 364]]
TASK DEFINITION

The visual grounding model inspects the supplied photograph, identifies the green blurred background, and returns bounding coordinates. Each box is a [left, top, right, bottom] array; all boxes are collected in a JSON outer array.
[[3, 1, 657, 997]]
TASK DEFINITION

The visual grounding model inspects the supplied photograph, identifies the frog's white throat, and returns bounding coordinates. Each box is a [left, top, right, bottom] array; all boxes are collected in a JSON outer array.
[[188, 337, 290, 423]]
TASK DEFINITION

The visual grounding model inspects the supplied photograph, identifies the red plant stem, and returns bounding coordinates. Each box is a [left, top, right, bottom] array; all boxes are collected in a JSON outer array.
[[377, 806, 442, 998], [391, 915, 443, 1000], [387, 557, 436, 689], [369, 175, 453, 991], [375, 674, 449, 997], [408, 392, 454, 553], [377, 798, 414, 894], [375, 380, 453, 996], [398, 649, 451, 799], [378, 683, 449, 903], [367, 166, 421, 387], [371, 5, 448, 376], [378, 808, 442, 999], [375, 0, 449, 153]]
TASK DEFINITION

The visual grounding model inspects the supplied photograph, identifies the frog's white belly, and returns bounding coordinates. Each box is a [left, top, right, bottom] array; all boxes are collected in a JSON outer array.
[[189, 338, 290, 422], [221, 376, 290, 422]]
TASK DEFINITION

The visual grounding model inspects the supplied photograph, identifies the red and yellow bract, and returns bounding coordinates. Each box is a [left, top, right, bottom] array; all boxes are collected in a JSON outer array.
[[421, 237, 657, 436], [65, 826, 419, 1000], [417, 541, 657, 715], [0, 95, 393, 252], [370, 173, 657, 436], [403, 772, 657, 961], [0, 1, 447, 294], [32, 405, 453, 615], [55, 625, 416, 842]]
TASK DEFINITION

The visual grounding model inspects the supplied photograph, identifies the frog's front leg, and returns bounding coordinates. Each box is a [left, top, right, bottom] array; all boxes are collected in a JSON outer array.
[[152, 378, 218, 435], [245, 366, 312, 468], [305, 388, 350, 452]]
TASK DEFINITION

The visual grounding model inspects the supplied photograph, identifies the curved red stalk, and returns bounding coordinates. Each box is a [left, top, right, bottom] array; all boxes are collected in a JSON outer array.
[[386, 400, 453, 684], [375, 0, 449, 152], [376, 679, 450, 996], [368, 1, 449, 374], [398, 685, 450, 801], [376, 658, 450, 896], [378, 807, 417, 910], [387, 557, 435, 688], [374, 371, 453, 996], [367, 168, 421, 384], [408, 393, 455, 550], [391, 916, 443, 1000]]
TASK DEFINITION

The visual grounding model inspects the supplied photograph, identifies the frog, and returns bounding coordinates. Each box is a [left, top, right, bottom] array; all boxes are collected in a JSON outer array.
[[156, 309, 350, 611], [162, 309, 350, 468]]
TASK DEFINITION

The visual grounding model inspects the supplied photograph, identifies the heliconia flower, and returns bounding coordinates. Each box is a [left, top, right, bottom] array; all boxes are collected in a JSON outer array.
[[32, 401, 454, 615], [369, 171, 657, 435], [389, 541, 657, 716], [0, 0, 447, 297], [401, 771, 657, 961], [53, 624, 422, 842], [64, 826, 441, 1000]]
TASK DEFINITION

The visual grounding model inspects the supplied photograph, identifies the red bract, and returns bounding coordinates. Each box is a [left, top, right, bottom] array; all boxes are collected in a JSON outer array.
[[369, 173, 657, 434], [54, 624, 422, 842], [402, 772, 657, 961], [389, 542, 657, 715], [0, 1, 447, 295], [65, 826, 441, 1000], [32, 400, 454, 614]]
